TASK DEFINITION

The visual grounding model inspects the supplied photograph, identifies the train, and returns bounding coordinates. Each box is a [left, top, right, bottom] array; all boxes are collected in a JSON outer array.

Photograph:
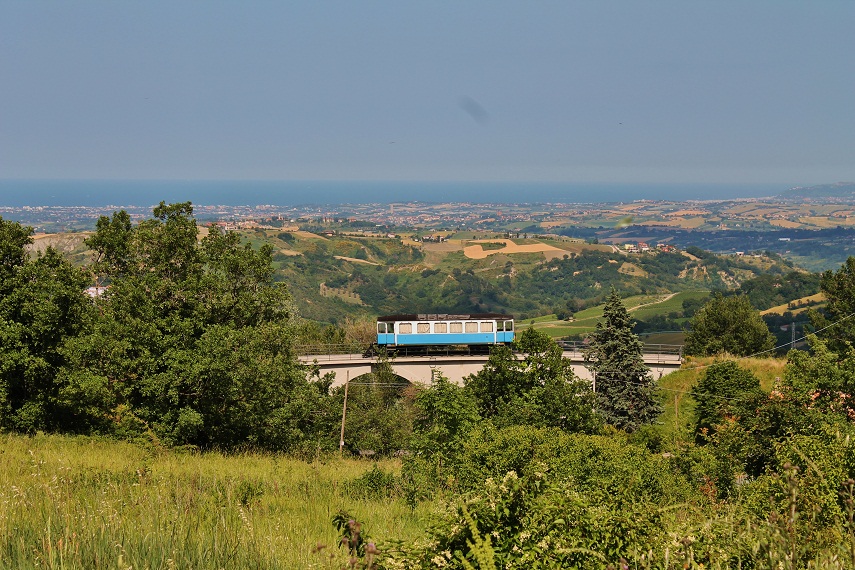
[[372, 313, 514, 354]]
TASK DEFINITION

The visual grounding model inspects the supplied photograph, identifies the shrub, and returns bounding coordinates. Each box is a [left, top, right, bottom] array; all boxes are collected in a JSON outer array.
[[343, 465, 400, 499]]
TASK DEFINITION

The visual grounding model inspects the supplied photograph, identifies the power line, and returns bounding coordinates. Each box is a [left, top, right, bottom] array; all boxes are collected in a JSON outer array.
[[315, 310, 855, 404], [586, 309, 855, 403], [679, 309, 855, 373]]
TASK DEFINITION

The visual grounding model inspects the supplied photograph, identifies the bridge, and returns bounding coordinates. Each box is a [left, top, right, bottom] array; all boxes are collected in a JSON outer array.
[[298, 342, 683, 387]]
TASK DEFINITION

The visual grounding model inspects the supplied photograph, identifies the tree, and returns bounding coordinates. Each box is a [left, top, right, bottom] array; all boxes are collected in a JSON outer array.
[[700, 337, 855, 495], [0, 217, 33, 292], [0, 219, 92, 433], [684, 293, 775, 357], [69, 203, 319, 450], [86, 209, 132, 279], [411, 373, 480, 460], [337, 352, 416, 455], [693, 360, 762, 443], [812, 256, 855, 352], [465, 328, 599, 432], [583, 289, 662, 431]]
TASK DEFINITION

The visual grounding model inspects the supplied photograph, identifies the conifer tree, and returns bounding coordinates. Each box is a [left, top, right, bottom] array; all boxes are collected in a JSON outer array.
[[583, 289, 662, 431]]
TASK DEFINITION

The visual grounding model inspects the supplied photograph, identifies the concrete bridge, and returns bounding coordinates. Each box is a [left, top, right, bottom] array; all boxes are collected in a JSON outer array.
[[298, 343, 683, 387]]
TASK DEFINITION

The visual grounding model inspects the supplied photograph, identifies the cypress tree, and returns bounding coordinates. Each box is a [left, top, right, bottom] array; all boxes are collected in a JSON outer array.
[[583, 289, 662, 431]]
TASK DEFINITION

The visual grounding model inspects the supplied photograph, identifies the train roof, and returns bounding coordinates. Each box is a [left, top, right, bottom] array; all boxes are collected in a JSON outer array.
[[377, 313, 514, 322]]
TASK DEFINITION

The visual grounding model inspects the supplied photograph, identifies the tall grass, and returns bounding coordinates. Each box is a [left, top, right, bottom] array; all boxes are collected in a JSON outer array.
[[0, 434, 434, 569]]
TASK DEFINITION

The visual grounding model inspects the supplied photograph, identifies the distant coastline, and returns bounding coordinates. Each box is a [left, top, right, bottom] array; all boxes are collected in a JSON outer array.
[[0, 179, 787, 208]]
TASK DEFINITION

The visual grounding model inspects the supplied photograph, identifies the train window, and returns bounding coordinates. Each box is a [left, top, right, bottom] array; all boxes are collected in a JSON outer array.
[[377, 322, 387, 334], [417, 322, 430, 334], [398, 323, 413, 334], [434, 322, 448, 333], [504, 320, 514, 331], [450, 322, 463, 333], [480, 322, 494, 333], [465, 322, 478, 333]]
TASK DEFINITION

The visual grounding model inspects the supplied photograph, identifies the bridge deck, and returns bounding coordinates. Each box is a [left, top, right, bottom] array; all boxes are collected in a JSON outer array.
[[298, 343, 683, 386], [297, 341, 682, 359], [299, 351, 682, 366]]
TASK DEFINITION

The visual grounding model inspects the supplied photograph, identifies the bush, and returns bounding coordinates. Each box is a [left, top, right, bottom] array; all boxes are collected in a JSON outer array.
[[343, 465, 400, 499], [437, 424, 697, 507]]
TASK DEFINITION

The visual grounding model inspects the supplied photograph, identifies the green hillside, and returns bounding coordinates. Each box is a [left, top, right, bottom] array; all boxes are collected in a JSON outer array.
[[254, 230, 798, 325], [34, 226, 808, 330], [520, 290, 709, 340]]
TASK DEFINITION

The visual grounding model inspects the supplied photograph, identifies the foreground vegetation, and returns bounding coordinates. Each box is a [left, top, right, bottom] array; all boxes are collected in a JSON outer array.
[[0, 434, 433, 569], [7, 204, 855, 568]]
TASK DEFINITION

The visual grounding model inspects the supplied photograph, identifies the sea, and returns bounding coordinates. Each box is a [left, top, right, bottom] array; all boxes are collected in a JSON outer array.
[[0, 179, 788, 208]]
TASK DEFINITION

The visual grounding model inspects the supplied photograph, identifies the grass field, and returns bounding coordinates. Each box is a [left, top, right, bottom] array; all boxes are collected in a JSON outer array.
[[0, 350, 795, 568], [519, 291, 709, 339], [639, 331, 686, 345], [629, 290, 709, 321], [0, 435, 433, 569], [761, 293, 826, 316]]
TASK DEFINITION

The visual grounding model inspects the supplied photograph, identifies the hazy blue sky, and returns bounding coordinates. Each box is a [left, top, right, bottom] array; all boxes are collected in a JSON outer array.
[[2, 1, 853, 185]]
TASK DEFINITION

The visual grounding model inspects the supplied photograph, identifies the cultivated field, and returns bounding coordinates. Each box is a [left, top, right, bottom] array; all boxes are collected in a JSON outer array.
[[761, 293, 826, 316], [462, 239, 566, 259]]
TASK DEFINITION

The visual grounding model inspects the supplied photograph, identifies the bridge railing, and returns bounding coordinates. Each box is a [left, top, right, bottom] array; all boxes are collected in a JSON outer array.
[[295, 344, 494, 359], [296, 341, 683, 360], [557, 340, 683, 357], [295, 344, 368, 358]]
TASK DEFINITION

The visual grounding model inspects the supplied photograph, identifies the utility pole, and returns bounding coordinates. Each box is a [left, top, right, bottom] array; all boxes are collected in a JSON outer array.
[[591, 370, 597, 413], [791, 321, 796, 349], [339, 371, 350, 457]]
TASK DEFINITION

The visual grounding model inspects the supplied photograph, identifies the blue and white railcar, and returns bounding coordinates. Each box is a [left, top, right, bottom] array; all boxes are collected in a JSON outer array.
[[376, 313, 514, 347]]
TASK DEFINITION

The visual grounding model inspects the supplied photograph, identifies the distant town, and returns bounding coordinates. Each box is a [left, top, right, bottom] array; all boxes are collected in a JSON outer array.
[[5, 192, 855, 272], [5, 192, 855, 235]]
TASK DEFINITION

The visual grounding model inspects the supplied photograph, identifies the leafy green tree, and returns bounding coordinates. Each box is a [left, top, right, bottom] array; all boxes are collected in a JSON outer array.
[[812, 257, 855, 352], [464, 345, 529, 419], [583, 289, 662, 431], [693, 360, 762, 443], [684, 293, 775, 357], [681, 294, 709, 319], [337, 353, 415, 455], [411, 372, 479, 460], [0, 217, 33, 292], [465, 328, 599, 432], [776, 337, 855, 431], [86, 209, 132, 279], [698, 337, 855, 501], [70, 203, 319, 449], [0, 219, 92, 432]]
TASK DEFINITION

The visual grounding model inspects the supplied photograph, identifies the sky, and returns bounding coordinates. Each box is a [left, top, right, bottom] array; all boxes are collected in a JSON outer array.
[[1, 1, 854, 186]]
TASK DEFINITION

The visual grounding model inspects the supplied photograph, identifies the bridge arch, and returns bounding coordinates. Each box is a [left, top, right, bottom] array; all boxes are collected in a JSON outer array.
[[342, 371, 413, 390]]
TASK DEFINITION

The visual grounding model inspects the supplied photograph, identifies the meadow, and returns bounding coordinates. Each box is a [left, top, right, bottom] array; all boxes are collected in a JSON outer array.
[[518, 290, 707, 339], [0, 353, 791, 569], [0, 435, 432, 569]]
